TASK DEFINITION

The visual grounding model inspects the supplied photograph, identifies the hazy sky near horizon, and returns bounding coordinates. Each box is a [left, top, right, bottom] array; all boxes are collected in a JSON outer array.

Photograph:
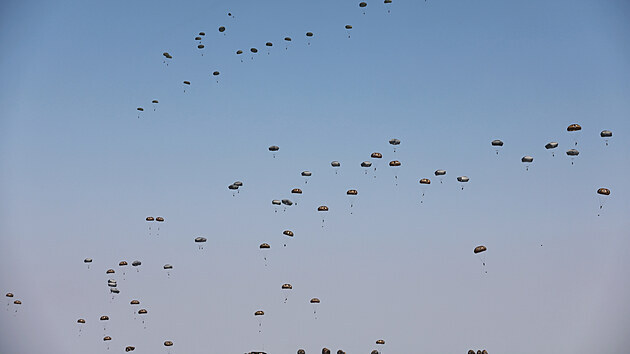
[[1, 0, 630, 353]]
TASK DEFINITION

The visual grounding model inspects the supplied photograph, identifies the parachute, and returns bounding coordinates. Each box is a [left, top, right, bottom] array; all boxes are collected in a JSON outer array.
[[359, 1, 368, 14], [306, 32, 314, 45], [163, 264, 173, 277], [384, 0, 393, 13], [84, 258, 92, 269], [197, 44, 205, 56], [254, 310, 264, 316], [130, 300, 140, 305], [269, 145, 279, 158], [125, 346, 135, 352], [283, 230, 294, 237], [474, 246, 488, 273], [195, 237, 207, 249], [601, 130, 612, 146], [597, 188, 611, 216], [298, 350, 306, 354], [199, 32, 205, 36], [376, 339, 385, 344], [521, 156, 534, 171], [361, 161, 372, 174], [291, 188, 303, 205], [566, 149, 579, 165], [318, 206, 329, 227], [434, 169, 446, 184], [345, 25, 353, 38], [164, 341, 173, 346], [284, 36, 292, 50], [545, 142, 559, 157], [103, 336, 111, 341], [218, 26, 225, 33], [182, 81, 190, 93], [491, 139, 504, 155], [457, 176, 469, 190], [106, 269, 115, 274], [310, 297, 321, 318], [419, 178, 431, 203], [567, 123, 582, 146], [323, 348, 331, 354], [389, 160, 401, 185], [77, 318, 85, 323], [389, 138, 401, 153], [346, 189, 359, 214], [260, 243, 270, 266]]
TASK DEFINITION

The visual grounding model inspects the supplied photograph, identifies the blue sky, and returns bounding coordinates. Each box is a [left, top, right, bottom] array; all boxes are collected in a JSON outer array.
[[1, 0, 630, 353]]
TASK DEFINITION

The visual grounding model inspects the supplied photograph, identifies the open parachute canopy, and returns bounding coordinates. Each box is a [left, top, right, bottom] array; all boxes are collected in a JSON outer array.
[[474, 245, 487, 254]]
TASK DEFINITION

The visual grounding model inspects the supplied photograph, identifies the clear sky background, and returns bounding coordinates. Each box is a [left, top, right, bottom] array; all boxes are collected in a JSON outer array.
[[1, 0, 629, 353]]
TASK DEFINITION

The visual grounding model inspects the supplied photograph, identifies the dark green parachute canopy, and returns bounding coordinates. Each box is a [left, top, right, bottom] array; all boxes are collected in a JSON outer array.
[[359, 2, 368, 7], [77, 318, 85, 323], [361, 161, 372, 168], [228, 184, 238, 190], [250, 48, 258, 53], [384, 0, 392, 3], [457, 176, 469, 183], [331, 161, 341, 167], [282, 283, 293, 290], [130, 300, 140, 305], [419, 178, 430, 184], [306, 32, 314, 37], [266, 42, 273, 47], [195, 236, 207, 243], [310, 298, 320, 303], [281, 199, 293, 206], [156, 216, 164, 222], [301, 171, 312, 177], [198, 44, 204, 49], [317, 206, 329, 212], [272, 199, 281, 205], [322, 348, 331, 354], [371, 351, 379, 354], [125, 346, 135, 352], [100, 315, 109, 321], [84, 258, 92, 263], [269, 145, 279, 151], [345, 25, 353, 29], [164, 341, 173, 347], [146, 216, 154, 221], [292, 188, 303, 194], [491, 139, 503, 146], [298, 350, 306, 354], [285, 37, 292, 41], [337, 351, 345, 354], [521, 156, 534, 163], [371, 152, 382, 159], [132, 260, 141, 267], [183, 81, 190, 85], [218, 26, 225, 32], [103, 336, 112, 341], [389, 160, 401, 167], [259, 243, 270, 249], [474, 245, 487, 254], [376, 339, 385, 344], [566, 149, 579, 156], [151, 100, 158, 104], [137, 107, 144, 112], [283, 230, 294, 237], [236, 50, 243, 55], [347, 189, 358, 195], [195, 36, 201, 41], [199, 32, 205, 36], [601, 130, 612, 138], [468, 351, 475, 354], [213, 71, 220, 76], [138, 309, 148, 314], [254, 310, 264, 316], [567, 123, 581, 132], [389, 138, 400, 145], [434, 170, 446, 176], [545, 142, 558, 149], [597, 188, 610, 196], [163, 264, 173, 270]]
